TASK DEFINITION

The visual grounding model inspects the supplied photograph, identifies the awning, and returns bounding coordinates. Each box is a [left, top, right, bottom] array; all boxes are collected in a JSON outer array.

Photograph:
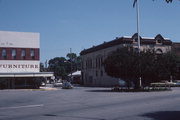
[[0, 72, 54, 77], [68, 71, 81, 77]]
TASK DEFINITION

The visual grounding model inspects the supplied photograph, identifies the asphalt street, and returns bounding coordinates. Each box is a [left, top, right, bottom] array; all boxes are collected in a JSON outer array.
[[0, 87, 180, 120]]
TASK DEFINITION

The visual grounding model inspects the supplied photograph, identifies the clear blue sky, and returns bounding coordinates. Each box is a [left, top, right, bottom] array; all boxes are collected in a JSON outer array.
[[0, 0, 179, 63]]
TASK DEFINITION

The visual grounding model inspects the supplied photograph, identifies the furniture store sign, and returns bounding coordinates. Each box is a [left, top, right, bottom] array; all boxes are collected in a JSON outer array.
[[0, 61, 39, 73]]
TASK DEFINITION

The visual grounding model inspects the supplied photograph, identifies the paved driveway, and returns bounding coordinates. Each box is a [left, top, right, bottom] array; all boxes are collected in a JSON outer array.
[[0, 87, 180, 120]]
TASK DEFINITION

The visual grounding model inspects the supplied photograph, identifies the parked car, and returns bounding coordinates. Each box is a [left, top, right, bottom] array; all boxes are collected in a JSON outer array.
[[62, 81, 73, 89], [41, 82, 46, 86], [53, 82, 63, 87], [150, 82, 176, 87]]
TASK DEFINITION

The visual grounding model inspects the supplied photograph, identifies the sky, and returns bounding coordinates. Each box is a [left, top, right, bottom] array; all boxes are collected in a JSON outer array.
[[0, 0, 179, 63]]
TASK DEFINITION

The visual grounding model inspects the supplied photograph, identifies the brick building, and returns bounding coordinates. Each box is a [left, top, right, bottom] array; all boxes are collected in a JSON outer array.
[[80, 33, 174, 87], [0, 31, 53, 89]]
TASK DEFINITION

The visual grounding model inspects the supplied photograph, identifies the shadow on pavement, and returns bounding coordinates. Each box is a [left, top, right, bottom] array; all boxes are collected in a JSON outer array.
[[86, 89, 112, 92], [141, 111, 180, 120]]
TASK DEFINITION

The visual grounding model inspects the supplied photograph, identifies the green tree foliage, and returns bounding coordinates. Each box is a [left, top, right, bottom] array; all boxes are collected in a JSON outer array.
[[156, 52, 179, 80], [66, 53, 77, 62], [104, 47, 138, 87], [40, 62, 49, 72], [66, 53, 81, 72], [104, 47, 180, 88], [48, 57, 67, 78], [48, 53, 81, 79]]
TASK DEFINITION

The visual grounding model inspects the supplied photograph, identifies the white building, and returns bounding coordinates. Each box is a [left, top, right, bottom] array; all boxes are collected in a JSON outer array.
[[0, 31, 53, 89]]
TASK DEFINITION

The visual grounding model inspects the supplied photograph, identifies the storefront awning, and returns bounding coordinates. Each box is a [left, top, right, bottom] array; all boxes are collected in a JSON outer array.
[[0, 72, 54, 77]]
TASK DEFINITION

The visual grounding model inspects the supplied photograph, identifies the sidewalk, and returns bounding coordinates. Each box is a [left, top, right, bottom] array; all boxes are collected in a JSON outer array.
[[39, 86, 58, 91]]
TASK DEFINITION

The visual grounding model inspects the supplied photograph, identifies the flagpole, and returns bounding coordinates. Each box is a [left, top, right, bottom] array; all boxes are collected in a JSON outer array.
[[135, 0, 141, 88], [136, 0, 140, 54]]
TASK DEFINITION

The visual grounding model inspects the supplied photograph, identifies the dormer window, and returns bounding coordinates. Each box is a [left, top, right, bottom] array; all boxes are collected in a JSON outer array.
[[157, 39, 162, 43], [132, 33, 141, 43], [155, 34, 164, 44]]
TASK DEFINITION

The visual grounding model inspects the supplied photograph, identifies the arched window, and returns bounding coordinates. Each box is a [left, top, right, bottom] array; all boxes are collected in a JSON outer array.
[[156, 48, 163, 54]]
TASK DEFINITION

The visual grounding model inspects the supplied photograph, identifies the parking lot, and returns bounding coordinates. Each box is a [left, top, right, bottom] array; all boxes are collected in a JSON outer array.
[[0, 87, 180, 120]]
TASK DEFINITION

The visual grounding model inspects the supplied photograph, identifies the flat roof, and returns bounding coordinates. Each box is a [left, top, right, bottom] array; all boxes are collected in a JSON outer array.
[[0, 31, 40, 48]]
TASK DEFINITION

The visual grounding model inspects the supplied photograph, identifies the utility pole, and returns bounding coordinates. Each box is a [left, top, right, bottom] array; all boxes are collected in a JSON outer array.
[[70, 48, 72, 82]]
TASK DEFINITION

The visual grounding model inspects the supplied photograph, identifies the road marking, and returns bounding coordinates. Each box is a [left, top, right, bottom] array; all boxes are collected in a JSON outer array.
[[0, 104, 44, 110]]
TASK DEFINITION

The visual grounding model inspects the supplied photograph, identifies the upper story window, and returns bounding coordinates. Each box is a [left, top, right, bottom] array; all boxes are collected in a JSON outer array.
[[2, 49, 7, 59], [96, 56, 103, 68], [86, 58, 93, 69], [21, 49, 26, 59], [157, 39, 162, 44], [30, 49, 35, 59], [12, 49, 16, 59]]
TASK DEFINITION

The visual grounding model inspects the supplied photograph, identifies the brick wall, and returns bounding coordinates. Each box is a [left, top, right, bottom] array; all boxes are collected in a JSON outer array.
[[0, 47, 39, 60]]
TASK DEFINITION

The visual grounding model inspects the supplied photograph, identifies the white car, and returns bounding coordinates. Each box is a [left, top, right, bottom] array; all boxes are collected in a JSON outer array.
[[53, 82, 63, 87]]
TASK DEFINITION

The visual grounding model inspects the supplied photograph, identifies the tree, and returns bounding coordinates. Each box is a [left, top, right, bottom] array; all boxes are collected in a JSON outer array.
[[40, 62, 49, 72], [48, 57, 67, 78], [104, 47, 139, 88], [66, 53, 77, 62], [66, 53, 81, 72], [156, 51, 179, 80], [48, 53, 81, 79], [40, 62, 45, 72], [104, 47, 180, 89]]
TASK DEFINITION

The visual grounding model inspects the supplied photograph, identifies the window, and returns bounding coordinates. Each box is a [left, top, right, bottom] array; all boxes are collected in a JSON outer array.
[[12, 49, 16, 59], [96, 71, 98, 77], [157, 39, 162, 43], [156, 48, 163, 54], [86, 58, 93, 69], [82, 61, 84, 69], [101, 70, 103, 77], [30, 49, 35, 59], [2, 49, 7, 59], [100, 57, 103, 67], [21, 49, 26, 59], [135, 38, 138, 42]]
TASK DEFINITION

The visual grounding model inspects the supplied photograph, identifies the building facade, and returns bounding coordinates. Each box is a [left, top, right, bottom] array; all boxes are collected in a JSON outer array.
[[0, 31, 53, 89], [80, 34, 173, 87]]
